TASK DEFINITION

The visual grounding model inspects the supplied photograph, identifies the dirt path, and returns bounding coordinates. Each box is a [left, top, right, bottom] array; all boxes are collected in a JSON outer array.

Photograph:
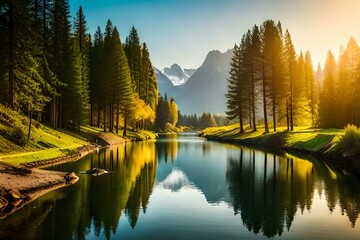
[[0, 162, 78, 219]]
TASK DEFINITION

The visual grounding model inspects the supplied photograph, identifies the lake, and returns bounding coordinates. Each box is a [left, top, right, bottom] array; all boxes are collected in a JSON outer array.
[[0, 133, 360, 239]]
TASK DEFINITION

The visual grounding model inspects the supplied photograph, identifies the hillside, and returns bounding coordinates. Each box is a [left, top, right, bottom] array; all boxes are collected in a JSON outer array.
[[0, 104, 156, 165]]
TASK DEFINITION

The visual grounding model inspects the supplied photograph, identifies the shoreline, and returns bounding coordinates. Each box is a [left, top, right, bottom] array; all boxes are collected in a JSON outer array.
[[0, 162, 78, 220], [0, 129, 156, 220], [202, 133, 360, 176]]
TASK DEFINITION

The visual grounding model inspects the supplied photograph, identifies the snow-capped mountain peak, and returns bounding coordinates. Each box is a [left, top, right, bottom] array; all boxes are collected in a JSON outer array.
[[161, 64, 195, 86]]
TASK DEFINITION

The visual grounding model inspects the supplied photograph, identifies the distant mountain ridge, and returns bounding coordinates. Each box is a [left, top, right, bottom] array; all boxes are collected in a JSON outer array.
[[161, 64, 196, 86], [155, 49, 233, 115]]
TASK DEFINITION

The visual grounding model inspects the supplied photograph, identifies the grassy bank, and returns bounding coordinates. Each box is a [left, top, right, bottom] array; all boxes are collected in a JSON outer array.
[[0, 104, 157, 165], [200, 124, 349, 158]]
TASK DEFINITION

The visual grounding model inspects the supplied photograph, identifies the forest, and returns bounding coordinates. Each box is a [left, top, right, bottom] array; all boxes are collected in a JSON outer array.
[[1, 2, 360, 145], [226, 20, 360, 133], [0, 0, 184, 140]]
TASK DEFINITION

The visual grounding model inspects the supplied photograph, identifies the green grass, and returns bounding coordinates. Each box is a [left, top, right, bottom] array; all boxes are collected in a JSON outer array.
[[0, 104, 157, 165], [201, 123, 344, 155]]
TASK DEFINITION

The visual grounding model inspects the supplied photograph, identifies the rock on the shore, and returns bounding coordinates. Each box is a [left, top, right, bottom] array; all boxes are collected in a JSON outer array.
[[64, 172, 79, 184]]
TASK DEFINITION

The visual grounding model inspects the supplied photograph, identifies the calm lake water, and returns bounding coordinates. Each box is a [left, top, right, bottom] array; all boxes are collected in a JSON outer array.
[[1, 133, 360, 239]]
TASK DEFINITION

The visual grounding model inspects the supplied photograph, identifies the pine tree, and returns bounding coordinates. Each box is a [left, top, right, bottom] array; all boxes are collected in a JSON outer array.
[[125, 26, 142, 93], [284, 29, 296, 130], [111, 27, 133, 135], [50, 0, 86, 129], [90, 26, 104, 127], [304, 51, 316, 127], [226, 41, 247, 133], [248, 25, 262, 131], [140, 43, 158, 110], [73, 6, 90, 126], [0, 0, 55, 140], [319, 51, 337, 127], [102, 19, 113, 131], [261, 20, 286, 132], [293, 51, 311, 126]]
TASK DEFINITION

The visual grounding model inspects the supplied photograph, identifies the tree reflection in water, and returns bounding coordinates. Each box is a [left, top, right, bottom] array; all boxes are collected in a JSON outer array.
[[226, 147, 360, 237], [0, 142, 157, 240], [1, 136, 360, 240]]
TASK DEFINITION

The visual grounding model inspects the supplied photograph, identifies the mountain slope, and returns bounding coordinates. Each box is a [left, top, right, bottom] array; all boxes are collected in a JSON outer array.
[[175, 49, 233, 114], [154, 67, 175, 96]]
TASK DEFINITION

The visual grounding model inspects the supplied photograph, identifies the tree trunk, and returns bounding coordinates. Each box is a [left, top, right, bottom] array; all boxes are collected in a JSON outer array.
[[239, 103, 244, 133], [290, 74, 294, 131], [123, 111, 127, 137], [262, 60, 269, 133], [251, 71, 257, 131], [103, 102, 106, 132], [115, 100, 119, 134], [97, 102, 101, 128], [248, 96, 252, 128], [108, 102, 112, 132], [27, 112, 32, 143], [90, 101, 93, 126], [272, 65, 276, 132], [286, 97, 289, 131]]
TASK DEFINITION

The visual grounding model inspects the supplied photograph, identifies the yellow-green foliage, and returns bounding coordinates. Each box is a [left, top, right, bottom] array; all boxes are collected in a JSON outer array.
[[339, 124, 360, 156], [126, 130, 158, 141], [202, 123, 344, 154]]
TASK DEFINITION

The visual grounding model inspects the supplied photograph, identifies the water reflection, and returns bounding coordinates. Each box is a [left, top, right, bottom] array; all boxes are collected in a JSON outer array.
[[0, 142, 157, 240], [226, 148, 360, 237], [1, 134, 360, 239]]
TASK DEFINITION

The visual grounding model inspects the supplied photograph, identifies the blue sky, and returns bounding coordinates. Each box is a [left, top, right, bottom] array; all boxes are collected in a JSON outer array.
[[69, 0, 360, 69]]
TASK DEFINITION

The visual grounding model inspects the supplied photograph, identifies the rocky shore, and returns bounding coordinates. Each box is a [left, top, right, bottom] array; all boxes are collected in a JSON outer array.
[[0, 162, 78, 219]]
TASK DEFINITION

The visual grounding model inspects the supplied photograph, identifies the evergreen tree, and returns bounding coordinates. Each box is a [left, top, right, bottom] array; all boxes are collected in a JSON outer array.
[[102, 19, 113, 131], [0, 0, 55, 140], [226, 37, 249, 133], [155, 95, 170, 131], [261, 20, 287, 132], [304, 51, 316, 127], [73, 5, 90, 125], [125, 26, 142, 93], [49, 0, 86, 129], [319, 51, 337, 127], [248, 25, 262, 131], [111, 27, 133, 135], [200, 112, 218, 129], [90, 26, 104, 128], [293, 51, 311, 126], [140, 43, 158, 110], [284, 29, 296, 130]]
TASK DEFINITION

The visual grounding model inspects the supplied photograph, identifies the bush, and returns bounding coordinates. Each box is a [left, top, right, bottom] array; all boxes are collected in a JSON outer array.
[[339, 124, 360, 155], [12, 126, 27, 146]]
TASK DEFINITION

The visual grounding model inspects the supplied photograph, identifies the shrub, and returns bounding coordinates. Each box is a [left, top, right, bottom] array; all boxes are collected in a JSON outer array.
[[12, 126, 27, 146], [339, 124, 360, 154]]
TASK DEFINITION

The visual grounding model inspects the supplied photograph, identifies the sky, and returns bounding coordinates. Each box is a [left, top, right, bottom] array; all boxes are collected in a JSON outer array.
[[69, 0, 360, 70]]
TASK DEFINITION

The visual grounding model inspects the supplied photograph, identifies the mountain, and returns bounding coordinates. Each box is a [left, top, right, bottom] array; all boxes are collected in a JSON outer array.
[[162, 64, 194, 86], [184, 68, 196, 78], [175, 49, 233, 114], [155, 49, 233, 115], [154, 67, 175, 96]]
